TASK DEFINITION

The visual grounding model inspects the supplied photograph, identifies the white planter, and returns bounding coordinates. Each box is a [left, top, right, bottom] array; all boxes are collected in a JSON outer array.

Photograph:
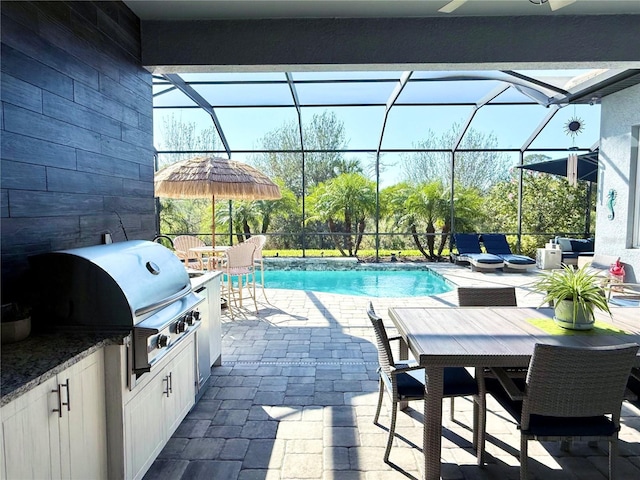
[[553, 300, 594, 330]]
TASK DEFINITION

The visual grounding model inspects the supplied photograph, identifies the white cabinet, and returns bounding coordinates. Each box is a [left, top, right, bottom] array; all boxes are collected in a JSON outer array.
[[1, 376, 61, 479], [165, 340, 197, 436], [124, 367, 166, 480], [60, 350, 108, 480], [118, 335, 196, 479], [1, 349, 107, 480], [206, 274, 222, 367]]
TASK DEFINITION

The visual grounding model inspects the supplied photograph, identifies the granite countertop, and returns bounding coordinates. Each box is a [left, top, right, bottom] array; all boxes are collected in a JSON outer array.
[[1, 330, 127, 407], [188, 269, 222, 290], [1, 273, 219, 407]]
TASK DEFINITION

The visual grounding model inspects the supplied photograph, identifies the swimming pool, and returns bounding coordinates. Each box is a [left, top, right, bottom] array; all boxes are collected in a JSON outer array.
[[262, 268, 452, 297]]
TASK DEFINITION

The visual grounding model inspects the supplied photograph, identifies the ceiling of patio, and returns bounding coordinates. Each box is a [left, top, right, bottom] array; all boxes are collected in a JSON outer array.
[[125, 0, 640, 20]]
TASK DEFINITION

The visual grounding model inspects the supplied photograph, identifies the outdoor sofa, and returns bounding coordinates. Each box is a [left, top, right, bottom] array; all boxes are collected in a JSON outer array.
[[554, 237, 594, 265]]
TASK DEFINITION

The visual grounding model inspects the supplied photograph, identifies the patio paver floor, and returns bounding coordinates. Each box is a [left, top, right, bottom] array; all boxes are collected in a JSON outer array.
[[145, 263, 640, 479]]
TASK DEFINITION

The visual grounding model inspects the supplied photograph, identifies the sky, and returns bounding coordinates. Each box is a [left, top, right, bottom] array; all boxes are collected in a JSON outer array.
[[152, 69, 603, 186]]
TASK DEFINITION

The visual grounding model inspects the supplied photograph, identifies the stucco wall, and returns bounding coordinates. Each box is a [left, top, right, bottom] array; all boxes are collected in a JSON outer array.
[[597, 83, 640, 282], [1, 1, 155, 301]]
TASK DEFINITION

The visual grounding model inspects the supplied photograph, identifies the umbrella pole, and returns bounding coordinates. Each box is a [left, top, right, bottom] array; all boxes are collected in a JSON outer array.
[[212, 194, 216, 248]]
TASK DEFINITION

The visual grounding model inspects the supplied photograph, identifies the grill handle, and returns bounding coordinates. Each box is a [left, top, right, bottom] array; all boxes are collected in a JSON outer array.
[[135, 284, 191, 317]]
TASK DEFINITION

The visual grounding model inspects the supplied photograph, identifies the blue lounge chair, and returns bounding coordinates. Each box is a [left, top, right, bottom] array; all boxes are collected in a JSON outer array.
[[453, 234, 504, 272], [481, 234, 536, 271]]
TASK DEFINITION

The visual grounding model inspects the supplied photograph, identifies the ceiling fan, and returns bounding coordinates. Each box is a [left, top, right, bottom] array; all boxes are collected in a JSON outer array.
[[438, 0, 577, 14]]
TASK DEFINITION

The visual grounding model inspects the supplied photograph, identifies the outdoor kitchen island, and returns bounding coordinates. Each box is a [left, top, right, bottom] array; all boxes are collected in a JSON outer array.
[[0, 264, 222, 480], [102, 268, 222, 480]]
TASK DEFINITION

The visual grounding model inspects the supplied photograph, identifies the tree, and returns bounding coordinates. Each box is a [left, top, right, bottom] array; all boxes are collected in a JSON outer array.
[[212, 181, 300, 244], [384, 181, 484, 259], [306, 173, 377, 256], [159, 197, 210, 237], [401, 122, 510, 192], [252, 111, 349, 198], [157, 113, 219, 236], [483, 159, 594, 255], [253, 180, 299, 235], [157, 113, 219, 167]]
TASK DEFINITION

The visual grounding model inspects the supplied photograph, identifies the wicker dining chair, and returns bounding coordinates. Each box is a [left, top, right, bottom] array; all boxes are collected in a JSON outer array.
[[243, 235, 267, 301], [367, 303, 485, 464], [453, 286, 519, 424], [173, 235, 207, 269], [485, 343, 639, 480], [220, 242, 257, 320], [457, 286, 517, 307]]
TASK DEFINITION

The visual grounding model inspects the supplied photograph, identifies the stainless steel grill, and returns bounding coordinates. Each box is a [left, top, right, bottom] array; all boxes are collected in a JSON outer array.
[[29, 240, 203, 376]]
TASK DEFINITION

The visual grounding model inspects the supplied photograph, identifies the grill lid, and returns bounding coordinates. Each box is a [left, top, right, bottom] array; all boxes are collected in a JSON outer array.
[[29, 240, 191, 328]]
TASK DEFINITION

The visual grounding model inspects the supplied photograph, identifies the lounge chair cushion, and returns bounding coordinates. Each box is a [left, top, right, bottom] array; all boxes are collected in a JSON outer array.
[[481, 234, 535, 268], [454, 234, 504, 269], [454, 233, 484, 254], [480, 234, 512, 255], [499, 254, 536, 266], [460, 253, 504, 265]]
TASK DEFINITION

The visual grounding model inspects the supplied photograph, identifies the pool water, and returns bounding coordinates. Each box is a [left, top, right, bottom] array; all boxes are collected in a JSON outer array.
[[262, 269, 452, 297]]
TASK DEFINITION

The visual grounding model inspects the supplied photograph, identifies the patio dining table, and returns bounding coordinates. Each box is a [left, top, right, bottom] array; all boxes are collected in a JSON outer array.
[[387, 306, 640, 480], [189, 245, 230, 270]]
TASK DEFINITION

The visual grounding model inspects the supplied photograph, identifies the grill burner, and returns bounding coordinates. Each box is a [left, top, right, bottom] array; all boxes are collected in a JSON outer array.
[[29, 240, 203, 377]]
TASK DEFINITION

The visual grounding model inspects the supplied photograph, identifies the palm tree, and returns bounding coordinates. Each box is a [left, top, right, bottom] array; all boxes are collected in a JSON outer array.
[[437, 184, 484, 256], [386, 181, 448, 259], [307, 173, 377, 256], [253, 181, 298, 234]]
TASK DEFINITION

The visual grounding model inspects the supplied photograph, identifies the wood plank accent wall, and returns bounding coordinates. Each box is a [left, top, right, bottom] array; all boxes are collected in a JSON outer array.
[[1, 1, 155, 301]]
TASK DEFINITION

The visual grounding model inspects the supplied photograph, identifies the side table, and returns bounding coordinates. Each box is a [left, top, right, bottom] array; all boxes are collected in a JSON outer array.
[[536, 248, 562, 270]]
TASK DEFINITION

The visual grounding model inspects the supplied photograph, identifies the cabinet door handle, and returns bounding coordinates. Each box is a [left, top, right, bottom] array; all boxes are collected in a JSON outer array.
[[163, 375, 170, 397], [61, 380, 70, 412], [168, 372, 173, 395], [52, 384, 63, 417], [52, 380, 71, 416]]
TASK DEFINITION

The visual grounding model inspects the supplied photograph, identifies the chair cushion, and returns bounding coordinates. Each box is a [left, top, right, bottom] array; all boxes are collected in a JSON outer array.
[[570, 238, 594, 253], [394, 367, 478, 401], [486, 378, 618, 438], [556, 237, 573, 252], [462, 253, 504, 265], [481, 234, 512, 255], [442, 367, 479, 397], [396, 371, 426, 401], [454, 234, 482, 254], [524, 414, 618, 438], [500, 254, 536, 265]]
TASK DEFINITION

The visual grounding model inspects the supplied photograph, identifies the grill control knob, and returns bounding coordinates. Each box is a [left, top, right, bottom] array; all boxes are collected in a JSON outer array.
[[192, 310, 201, 321], [176, 320, 186, 333], [185, 312, 195, 326], [157, 334, 169, 349]]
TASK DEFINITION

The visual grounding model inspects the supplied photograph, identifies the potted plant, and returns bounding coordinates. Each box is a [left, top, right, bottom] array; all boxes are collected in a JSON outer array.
[[532, 264, 611, 330]]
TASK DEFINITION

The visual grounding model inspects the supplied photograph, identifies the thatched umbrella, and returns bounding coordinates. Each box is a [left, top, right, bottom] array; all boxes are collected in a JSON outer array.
[[155, 156, 281, 247]]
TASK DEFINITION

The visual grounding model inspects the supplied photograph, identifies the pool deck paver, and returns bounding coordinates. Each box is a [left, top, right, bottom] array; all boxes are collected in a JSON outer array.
[[145, 263, 640, 480]]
